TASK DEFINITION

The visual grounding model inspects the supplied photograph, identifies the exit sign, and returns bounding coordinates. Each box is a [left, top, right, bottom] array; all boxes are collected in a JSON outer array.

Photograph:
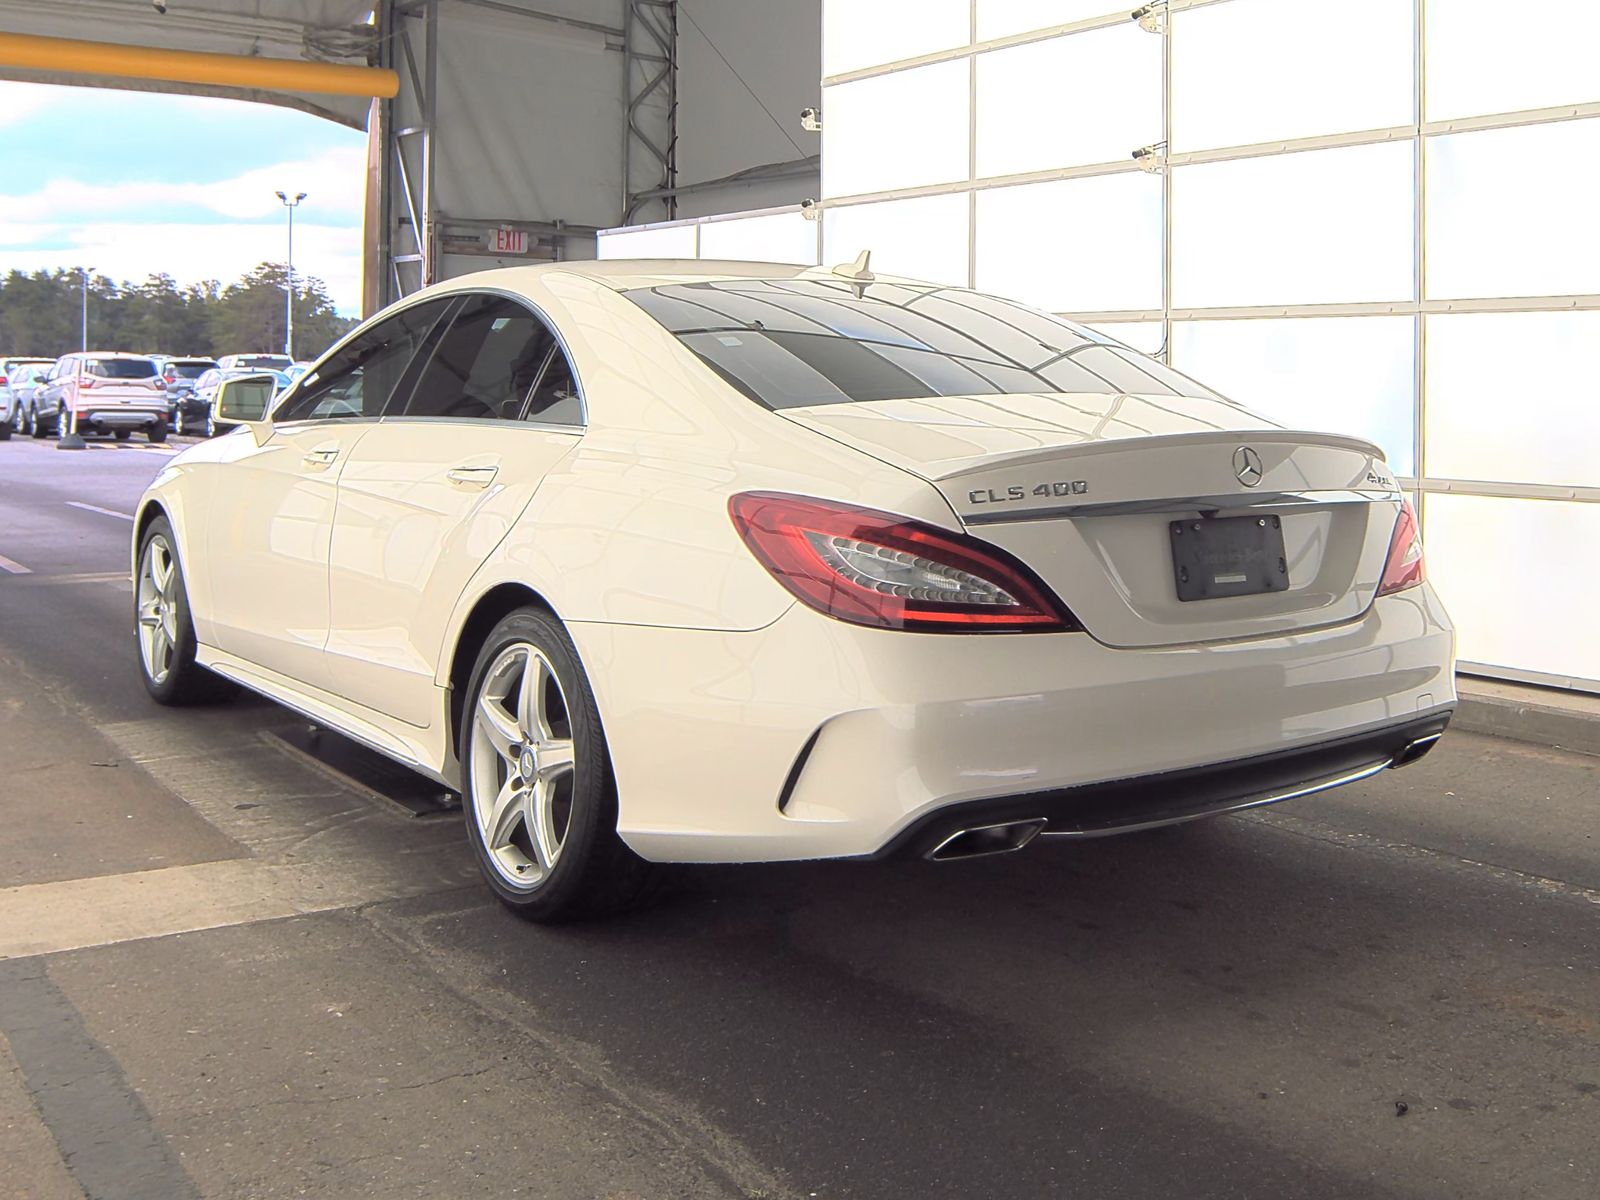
[[491, 226, 527, 255]]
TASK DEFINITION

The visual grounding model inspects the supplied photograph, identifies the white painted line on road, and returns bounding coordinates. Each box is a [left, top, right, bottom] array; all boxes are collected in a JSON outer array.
[[65, 501, 135, 521], [0, 552, 33, 575]]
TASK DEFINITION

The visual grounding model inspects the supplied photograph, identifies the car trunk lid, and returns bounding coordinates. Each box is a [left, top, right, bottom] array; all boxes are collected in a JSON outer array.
[[781, 394, 1403, 648]]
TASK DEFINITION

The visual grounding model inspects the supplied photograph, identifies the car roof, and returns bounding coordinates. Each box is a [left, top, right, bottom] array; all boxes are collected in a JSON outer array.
[[78, 351, 158, 359], [411, 258, 829, 301]]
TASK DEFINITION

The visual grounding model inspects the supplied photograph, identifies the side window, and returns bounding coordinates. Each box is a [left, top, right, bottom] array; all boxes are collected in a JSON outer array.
[[395, 294, 558, 422], [524, 348, 582, 426], [275, 298, 453, 423]]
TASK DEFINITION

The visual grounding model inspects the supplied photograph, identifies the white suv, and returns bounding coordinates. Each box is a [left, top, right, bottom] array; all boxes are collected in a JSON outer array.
[[38, 353, 169, 443]]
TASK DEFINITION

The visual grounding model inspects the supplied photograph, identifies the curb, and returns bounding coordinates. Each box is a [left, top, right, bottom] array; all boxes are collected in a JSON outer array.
[[1453, 686, 1600, 758]]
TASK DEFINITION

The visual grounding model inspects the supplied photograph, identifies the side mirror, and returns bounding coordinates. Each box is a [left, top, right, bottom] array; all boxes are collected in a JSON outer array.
[[215, 375, 277, 442]]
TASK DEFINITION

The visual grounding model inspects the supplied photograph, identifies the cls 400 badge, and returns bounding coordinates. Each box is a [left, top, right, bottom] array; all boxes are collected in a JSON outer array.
[[968, 480, 1090, 505]]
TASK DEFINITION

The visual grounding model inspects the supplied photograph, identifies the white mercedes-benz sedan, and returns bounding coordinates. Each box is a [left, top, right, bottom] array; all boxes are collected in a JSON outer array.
[[132, 259, 1454, 920]]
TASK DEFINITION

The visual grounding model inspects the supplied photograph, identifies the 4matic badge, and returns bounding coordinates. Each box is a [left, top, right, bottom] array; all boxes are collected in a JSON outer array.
[[968, 480, 1090, 504]]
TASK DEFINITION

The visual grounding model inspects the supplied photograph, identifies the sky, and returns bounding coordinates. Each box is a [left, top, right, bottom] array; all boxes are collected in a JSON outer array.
[[0, 82, 367, 314]]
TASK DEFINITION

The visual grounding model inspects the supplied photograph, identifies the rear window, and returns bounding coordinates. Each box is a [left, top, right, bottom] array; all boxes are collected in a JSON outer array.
[[169, 362, 216, 379], [235, 355, 291, 369], [625, 278, 1224, 411], [87, 358, 157, 379]]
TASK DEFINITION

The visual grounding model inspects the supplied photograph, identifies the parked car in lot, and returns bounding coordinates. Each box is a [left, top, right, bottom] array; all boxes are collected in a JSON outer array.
[[180, 367, 290, 437], [132, 260, 1454, 922], [1, 357, 55, 440], [217, 353, 292, 372], [159, 357, 219, 423], [38, 353, 168, 442]]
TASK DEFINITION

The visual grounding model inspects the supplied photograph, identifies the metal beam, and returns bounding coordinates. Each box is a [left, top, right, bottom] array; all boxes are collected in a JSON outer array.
[[0, 30, 397, 98]]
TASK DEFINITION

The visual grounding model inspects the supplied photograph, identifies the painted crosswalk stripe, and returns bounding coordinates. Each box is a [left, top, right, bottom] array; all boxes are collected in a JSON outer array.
[[0, 552, 32, 575], [65, 501, 135, 521]]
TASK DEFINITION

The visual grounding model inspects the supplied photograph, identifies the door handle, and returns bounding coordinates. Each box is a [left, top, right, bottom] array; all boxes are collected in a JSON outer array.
[[302, 446, 340, 469], [446, 465, 499, 488]]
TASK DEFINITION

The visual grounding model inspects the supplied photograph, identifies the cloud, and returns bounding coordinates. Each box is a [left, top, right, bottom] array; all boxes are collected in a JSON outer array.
[[0, 82, 59, 127], [0, 221, 364, 315], [0, 145, 367, 225]]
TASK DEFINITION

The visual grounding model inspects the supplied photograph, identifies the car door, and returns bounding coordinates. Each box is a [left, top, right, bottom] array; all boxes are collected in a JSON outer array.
[[325, 292, 585, 728], [202, 298, 456, 692]]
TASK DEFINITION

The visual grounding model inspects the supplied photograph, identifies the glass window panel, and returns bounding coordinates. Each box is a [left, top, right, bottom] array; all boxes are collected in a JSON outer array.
[[976, 1, 1124, 41], [1172, 141, 1415, 307], [697, 211, 819, 265], [1424, 312, 1600, 488], [1172, 0, 1413, 151], [823, 60, 970, 197], [1426, 120, 1600, 300], [1423, 494, 1600, 684], [1427, 0, 1600, 121], [401, 295, 554, 420], [823, 0, 970, 76], [1086, 321, 1165, 354], [823, 193, 970, 287], [976, 172, 1162, 313], [1170, 317, 1416, 474], [976, 26, 1160, 177], [597, 224, 698, 259]]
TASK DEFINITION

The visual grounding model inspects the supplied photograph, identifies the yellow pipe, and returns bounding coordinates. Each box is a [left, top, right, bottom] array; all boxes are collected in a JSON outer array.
[[0, 31, 399, 99]]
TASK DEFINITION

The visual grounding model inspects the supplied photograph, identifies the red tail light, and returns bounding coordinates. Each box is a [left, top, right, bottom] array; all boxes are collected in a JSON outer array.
[[0, 374, 7, 387], [729, 491, 1077, 633], [1377, 498, 1425, 596], [79, 376, 96, 388]]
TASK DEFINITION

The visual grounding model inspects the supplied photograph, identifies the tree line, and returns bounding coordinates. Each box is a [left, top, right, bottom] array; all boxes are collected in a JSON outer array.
[[0, 262, 359, 361]]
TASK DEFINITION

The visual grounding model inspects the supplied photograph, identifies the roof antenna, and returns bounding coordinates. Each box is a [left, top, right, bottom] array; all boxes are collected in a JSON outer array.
[[830, 249, 874, 297]]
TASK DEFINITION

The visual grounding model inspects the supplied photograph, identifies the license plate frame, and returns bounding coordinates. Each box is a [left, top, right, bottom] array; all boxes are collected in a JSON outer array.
[[1169, 515, 1289, 602]]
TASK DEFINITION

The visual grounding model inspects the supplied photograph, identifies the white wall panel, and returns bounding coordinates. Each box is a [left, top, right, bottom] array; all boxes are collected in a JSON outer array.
[[976, 25, 1161, 177], [823, 0, 969, 75], [1170, 317, 1416, 474], [1172, 0, 1413, 151], [1427, 0, 1600, 121], [1426, 120, 1600, 300], [823, 193, 970, 287], [1172, 142, 1414, 307], [1424, 495, 1600, 682], [976, 1, 1124, 41], [823, 59, 970, 197], [975, 173, 1162, 313], [697, 211, 821, 265], [596, 224, 699, 260], [1425, 312, 1600, 488]]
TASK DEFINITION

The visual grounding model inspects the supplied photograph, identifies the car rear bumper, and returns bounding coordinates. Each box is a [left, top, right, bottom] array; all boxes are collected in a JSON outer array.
[[574, 582, 1456, 864], [80, 408, 164, 429], [872, 709, 1450, 860]]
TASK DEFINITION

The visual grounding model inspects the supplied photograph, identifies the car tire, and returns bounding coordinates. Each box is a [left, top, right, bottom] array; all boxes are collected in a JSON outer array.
[[0, 415, 10, 442], [30, 407, 48, 438], [459, 607, 661, 922], [114, 429, 131, 442], [148, 420, 168, 445], [134, 516, 233, 706], [203, 410, 215, 439], [174, 408, 185, 437]]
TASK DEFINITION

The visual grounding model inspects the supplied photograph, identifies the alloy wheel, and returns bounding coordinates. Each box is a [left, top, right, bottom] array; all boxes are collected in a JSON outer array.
[[136, 536, 180, 686], [469, 642, 577, 889]]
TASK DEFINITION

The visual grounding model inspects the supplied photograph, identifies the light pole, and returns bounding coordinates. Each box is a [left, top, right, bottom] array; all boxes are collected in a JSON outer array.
[[80, 265, 94, 352], [60, 264, 95, 449], [275, 191, 306, 358]]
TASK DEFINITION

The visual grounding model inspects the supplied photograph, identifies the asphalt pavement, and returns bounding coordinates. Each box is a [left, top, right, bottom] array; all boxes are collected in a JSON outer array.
[[1, 432, 1596, 1199]]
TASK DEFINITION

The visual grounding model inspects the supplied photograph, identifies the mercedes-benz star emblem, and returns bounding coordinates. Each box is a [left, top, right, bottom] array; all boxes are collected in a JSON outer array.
[[1233, 446, 1264, 488]]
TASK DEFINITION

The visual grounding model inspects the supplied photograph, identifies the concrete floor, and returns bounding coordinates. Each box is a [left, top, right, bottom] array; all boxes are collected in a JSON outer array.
[[1, 433, 1596, 1199]]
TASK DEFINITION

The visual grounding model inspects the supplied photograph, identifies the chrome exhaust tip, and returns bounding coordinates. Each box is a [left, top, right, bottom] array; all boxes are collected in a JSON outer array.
[[926, 818, 1047, 862], [1390, 732, 1442, 768]]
